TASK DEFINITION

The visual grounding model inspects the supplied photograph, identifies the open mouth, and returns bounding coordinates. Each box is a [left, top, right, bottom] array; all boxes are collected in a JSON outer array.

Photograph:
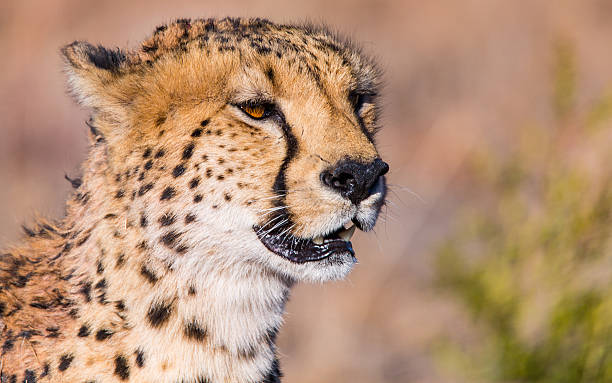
[[254, 221, 358, 263]]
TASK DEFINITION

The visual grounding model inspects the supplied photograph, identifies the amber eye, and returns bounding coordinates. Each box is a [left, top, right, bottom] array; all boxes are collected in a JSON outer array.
[[242, 104, 267, 119]]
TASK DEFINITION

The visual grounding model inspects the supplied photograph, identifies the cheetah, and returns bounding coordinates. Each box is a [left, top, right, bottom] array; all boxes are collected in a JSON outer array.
[[0, 18, 389, 382]]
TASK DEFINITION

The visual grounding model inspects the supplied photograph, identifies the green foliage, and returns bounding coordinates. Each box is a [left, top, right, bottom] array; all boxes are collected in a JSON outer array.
[[436, 41, 612, 382]]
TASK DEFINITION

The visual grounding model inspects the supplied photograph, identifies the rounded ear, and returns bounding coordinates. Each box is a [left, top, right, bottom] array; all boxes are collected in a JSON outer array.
[[61, 41, 128, 114]]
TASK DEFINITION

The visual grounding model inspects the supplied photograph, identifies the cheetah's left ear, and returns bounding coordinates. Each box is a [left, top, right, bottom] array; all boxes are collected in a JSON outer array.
[[61, 41, 129, 116]]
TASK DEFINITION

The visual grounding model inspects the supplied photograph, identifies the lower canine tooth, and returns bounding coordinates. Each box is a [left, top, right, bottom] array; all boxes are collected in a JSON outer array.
[[338, 225, 356, 242], [313, 236, 324, 245]]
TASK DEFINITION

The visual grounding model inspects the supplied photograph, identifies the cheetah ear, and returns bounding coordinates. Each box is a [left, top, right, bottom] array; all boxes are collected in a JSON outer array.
[[61, 41, 129, 116]]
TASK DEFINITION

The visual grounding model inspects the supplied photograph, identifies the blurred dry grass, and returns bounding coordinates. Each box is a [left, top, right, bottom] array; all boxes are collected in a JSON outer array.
[[2, 1, 612, 382]]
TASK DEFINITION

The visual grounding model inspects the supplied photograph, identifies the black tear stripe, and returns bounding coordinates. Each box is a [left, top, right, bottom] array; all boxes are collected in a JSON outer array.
[[271, 119, 299, 226]]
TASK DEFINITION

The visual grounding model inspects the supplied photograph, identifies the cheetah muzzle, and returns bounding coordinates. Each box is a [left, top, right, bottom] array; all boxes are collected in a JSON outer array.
[[254, 159, 389, 263]]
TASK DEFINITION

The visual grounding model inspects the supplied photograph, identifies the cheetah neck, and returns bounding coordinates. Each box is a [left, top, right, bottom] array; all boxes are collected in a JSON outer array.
[[54, 143, 290, 382]]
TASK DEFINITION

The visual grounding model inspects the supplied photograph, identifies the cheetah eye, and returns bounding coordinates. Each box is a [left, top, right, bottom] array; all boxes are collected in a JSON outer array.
[[239, 102, 275, 120]]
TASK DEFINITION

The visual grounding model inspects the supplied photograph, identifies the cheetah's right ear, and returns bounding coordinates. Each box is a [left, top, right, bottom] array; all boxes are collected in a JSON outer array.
[[61, 41, 129, 116]]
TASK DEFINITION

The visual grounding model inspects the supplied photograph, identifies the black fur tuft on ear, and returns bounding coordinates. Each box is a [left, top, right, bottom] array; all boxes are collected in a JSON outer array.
[[61, 41, 130, 116], [62, 41, 126, 72], [85, 44, 126, 71]]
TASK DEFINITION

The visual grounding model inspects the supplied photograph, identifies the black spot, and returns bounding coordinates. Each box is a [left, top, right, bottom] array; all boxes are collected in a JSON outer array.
[[13, 273, 31, 288], [158, 212, 176, 227], [200, 119, 210, 127], [96, 259, 104, 274], [2, 334, 14, 352], [76, 231, 91, 247], [217, 175, 225, 181], [114, 355, 130, 380], [115, 300, 126, 311], [94, 278, 107, 290], [6, 375, 16, 383], [0, 302, 5, 317], [194, 194, 203, 203], [144, 160, 153, 170], [135, 349, 145, 368], [172, 164, 186, 177], [224, 193, 232, 201], [176, 245, 189, 254], [191, 128, 203, 137], [143, 148, 152, 158], [160, 187, 176, 201], [18, 329, 40, 339], [155, 149, 165, 158], [140, 214, 148, 227], [182, 142, 195, 160], [29, 300, 51, 310], [215, 129, 223, 136], [184, 320, 207, 341], [147, 300, 173, 328], [206, 168, 213, 178], [22, 225, 36, 237], [188, 286, 197, 296], [138, 183, 154, 196], [79, 281, 92, 302], [23, 369, 36, 383], [62, 242, 73, 254], [77, 192, 91, 205], [40, 363, 50, 378], [95, 329, 113, 341], [189, 177, 200, 189], [78, 325, 90, 337], [98, 292, 109, 305], [116, 253, 125, 268], [46, 327, 60, 338], [155, 115, 166, 127], [142, 42, 158, 53], [266, 67, 275, 83], [185, 214, 196, 224], [160, 231, 180, 248], [237, 344, 257, 360], [140, 265, 158, 284], [58, 353, 74, 371]]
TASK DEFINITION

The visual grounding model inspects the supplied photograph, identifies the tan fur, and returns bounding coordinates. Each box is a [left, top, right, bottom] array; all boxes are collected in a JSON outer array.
[[0, 18, 386, 382]]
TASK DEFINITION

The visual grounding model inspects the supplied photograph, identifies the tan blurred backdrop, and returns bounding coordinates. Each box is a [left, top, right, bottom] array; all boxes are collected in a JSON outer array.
[[2, 1, 612, 382]]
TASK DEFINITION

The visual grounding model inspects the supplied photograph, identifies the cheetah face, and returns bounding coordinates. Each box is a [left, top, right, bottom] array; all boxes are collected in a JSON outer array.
[[222, 55, 388, 281], [62, 19, 388, 282], [237, 100, 388, 264]]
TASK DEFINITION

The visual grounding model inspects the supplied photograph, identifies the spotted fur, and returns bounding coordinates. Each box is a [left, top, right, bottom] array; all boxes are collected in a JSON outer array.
[[0, 17, 386, 382]]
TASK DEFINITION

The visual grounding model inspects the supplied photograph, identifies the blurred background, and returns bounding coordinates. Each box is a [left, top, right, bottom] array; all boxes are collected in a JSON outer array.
[[2, 0, 612, 382]]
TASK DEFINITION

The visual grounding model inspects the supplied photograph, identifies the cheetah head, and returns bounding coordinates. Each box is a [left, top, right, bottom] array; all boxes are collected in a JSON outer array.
[[62, 18, 388, 283]]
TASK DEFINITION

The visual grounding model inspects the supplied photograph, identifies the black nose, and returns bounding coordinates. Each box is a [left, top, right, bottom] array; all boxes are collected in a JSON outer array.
[[321, 158, 389, 204]]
